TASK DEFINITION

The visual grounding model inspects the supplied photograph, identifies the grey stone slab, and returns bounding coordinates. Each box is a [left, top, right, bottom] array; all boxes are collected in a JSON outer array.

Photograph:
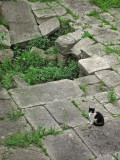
[[112, 65, 120, 75], [9, 147, 50, 160], [9, 22, 40, 45], [104, 100, 120, 115], [31, 47, 46, 58], [0, 146, 8, 160], [39, 17, 60, 36], [86, 26, 120, 43], [13, 75, 29, 88], [0, 88, 10, 100], [1, 1, 36, 23], [74, 96, 113, 122], [9, 79, 82, 109], [33, 8, 56, 19], [100, 12, 114, 22], [71, 37, 94, 59], [94, 92, 110, 105], [115, 85, 120, 98], [74, 75, 100, 85], [44, 129, 95, 160], [46, 100, 88, 128], [68, 29, 83, 42], [0, 100, 13, 117], [75, 119, 120, 156], [101, 54, 118, 67], [0, 117, 31, 141], [95, 70, 120, 88], [0, 25, 10, 47], [25, 106, 61, 130], [81, 43, 106, 58], [61, 14, 74, 21], [0, 49, 14, 63], [30, 2, 49, 11], [96, 152, 120, 160], [86, 84, 104, 96], [78, 56, 111, 75], [53, 5, 66, 16]]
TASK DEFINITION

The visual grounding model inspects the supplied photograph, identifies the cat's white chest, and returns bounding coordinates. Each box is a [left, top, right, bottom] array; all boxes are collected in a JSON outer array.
[[89, 112, 97, 124]]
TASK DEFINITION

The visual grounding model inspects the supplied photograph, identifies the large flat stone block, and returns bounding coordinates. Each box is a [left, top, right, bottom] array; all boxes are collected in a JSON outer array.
[[94, 92, 110, 105], [115, 85, 120, 98], [0, 49, 13, 63], [25, 106, 61, 130], [78, 56, 111, 75], [95, 70, 120, 87], [46, 100, 88, 128], [0, 25, 10, 47], [44, 129, 95, 160], [75, 119, 120, 156], [10, 79, 81, 108], [0, 88, 10, 100]]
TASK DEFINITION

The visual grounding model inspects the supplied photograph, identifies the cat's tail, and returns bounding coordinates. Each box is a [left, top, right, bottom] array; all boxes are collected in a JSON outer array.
[[94, 122, 104, 126]]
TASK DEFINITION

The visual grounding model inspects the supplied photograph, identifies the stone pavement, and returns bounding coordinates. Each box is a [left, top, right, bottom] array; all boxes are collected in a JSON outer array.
[[0, 0, 120, 159]]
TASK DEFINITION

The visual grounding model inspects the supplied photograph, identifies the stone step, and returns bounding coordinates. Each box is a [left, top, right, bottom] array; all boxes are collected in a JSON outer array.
[[9, 79, 82, 109]]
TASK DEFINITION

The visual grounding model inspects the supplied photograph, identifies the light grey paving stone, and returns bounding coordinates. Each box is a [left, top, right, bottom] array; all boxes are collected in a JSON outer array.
[[100, 12, 114, 22], [39, 17, 60, 36], [45, 100, 88, 128], [115, 85, 120, 98], [9, 79, 82, 109], [61, 14, 74, 21], [75, 119, 120, 157], [0, 146, 8, 160], [13, 75, 29, 88], [96, 152, 120, 160], [74, 96, 113, 122], [44, 129, 95, 160], [25, 106, 61, 130], [101, 54, 118, 67], [36, 17, 50, 25], [31, 47, 46, 59], [0, 100, 13, 117], [0, 88, 10, 100], [33, 8, 56, 19], [94, 92, 109, 105], [112, 65, 120, 75], [0, 25, 11, 47], [0, 49, 14, 63], [86, 84, 103, 96], [81, 43, 105, 58], [74, 75, 100, 85], [53, 5, 66, 16], [71, 37, 94, 59], [95, 70, 120, 88], [78, 56, 111, 75], [86, 26, 120, 43], [9, 147, 50, 160], [68, 29, 83, 42], [0, 117, 31, 142], [30, 2, 49, 11], [104, 100, 120, 115]]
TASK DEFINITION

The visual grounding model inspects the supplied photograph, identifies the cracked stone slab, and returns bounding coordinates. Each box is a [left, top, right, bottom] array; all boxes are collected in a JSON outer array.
[[78, 56, 111, 75], [96, 152, 120, 160], [74, 75, 100, 85], [112, 65, 120, 75], [53, 5, 66, 16], [95, 70, 120, 88], [115, 85, 120, 98], [71, 37, 94, 59], [75, 119, 120, 157], [30, 2, 49, 11], [0, 49, 14, 63], [86, 26, 120, 43], [44, 129, 95, 160], [0, 25, 10, 47], [25, 106, 61, 130], [74, 96, 113, 122], [0, 117, 31, 142], [39, 17, 60, 36], [104, 100, 120, 115], [45, 99, 88, 128], [13, 75, 29, 88], [101, 54, 118, 67], [9, 79, 82, 108], [9, 147, 50, 160], [85, 84, 104, 96], [0, 88, 10, 100], [94, 92, 109, 105], [0, 146, 8, 160]]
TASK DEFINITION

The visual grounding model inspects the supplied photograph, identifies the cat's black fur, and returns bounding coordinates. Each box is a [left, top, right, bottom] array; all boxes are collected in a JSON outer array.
[[89, 108, 104, 126]]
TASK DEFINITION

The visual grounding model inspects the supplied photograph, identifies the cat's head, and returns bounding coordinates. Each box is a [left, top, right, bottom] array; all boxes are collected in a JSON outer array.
[[89, 107, 95, 113]]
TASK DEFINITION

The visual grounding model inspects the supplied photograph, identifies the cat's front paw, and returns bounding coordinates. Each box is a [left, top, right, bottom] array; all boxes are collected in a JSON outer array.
[[90, 122, 93, 125]]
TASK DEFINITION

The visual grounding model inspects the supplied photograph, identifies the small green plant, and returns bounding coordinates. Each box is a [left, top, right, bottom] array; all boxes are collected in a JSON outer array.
[[3, 126, 63, 155], [104, 45, 120, 56], [82, 111, 89, 119], [0, 116, 5, 120], [79, 83, 87, 96], [113, 153, 119, 160], [71, 99, 78, 107], [107, 87, 117, 103], [89, 158, 93, 160], [82, 31, 97, 43], [112, 114, 120, 118], [110, 24, 118, 30], [62, 109, 69, 130], [99, 80, 108, 91], [7, 108, 24, 120], [99, 23, 104, 27], [0, 9, 9, 29]]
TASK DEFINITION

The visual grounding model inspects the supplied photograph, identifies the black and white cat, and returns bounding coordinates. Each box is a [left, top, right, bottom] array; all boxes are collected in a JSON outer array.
[[89, 108, 104, 126]]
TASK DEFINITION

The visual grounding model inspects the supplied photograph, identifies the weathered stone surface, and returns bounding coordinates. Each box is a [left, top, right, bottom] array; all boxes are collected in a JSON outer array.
[[9, 147, 50, 160], [33, 8, 56, 19], [74, 75, 100, 85], [46, 100, 88, 128], [86, 26, 120, 43], [0, 25, 10, 47], [101, 54, 118, 67], [13, 75, 29, 88], [0, 100, 13, 117], [95, 70, 120, 88], [0, 49, 13, 63], [31, 47, 46, 58], [78, 56, 111, 75], [39, 17, 60, 36], [94, 92, 109, 105], [68, 29, 83, 42], [100, 12, 114, 22], [30, 2, 49, 11], [44, 129, 95, 160], [75, 119, 120, 156], [115, 85, 120, 98], [104, 100, 120, 115], [0, 88, 10, 100], [9, 79, 82, 108], [0, 117, 31, 141], [61, 14, 74, 21], [71, 37, 94, 59], [81, 43, 105, 58], [96, 152, 120, 160], [53, 5, 66, 16], [86, 84, 103, 96], [57, 52, 69, 64], [74, 96, 113, 122], [25, 106, 61, 130], [112, 65, 120, 75], [0, 146, 8, 160]]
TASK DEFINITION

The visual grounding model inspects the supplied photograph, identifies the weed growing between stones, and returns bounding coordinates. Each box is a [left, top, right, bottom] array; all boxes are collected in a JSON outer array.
[[82, 31, 98, 43], [2, 126, 63, 156], [99, 80, 108, 91], [0, 31, 9, 50], [0, 8, 9, 29], [7, 108, 24, 120], [110, 24, 118, 31], [0, 116, 5, 120], [107, 87, 117, 103], [62, 109, 69, 130], [79, 83, 87, 97], [113, 153, 119, 160]]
